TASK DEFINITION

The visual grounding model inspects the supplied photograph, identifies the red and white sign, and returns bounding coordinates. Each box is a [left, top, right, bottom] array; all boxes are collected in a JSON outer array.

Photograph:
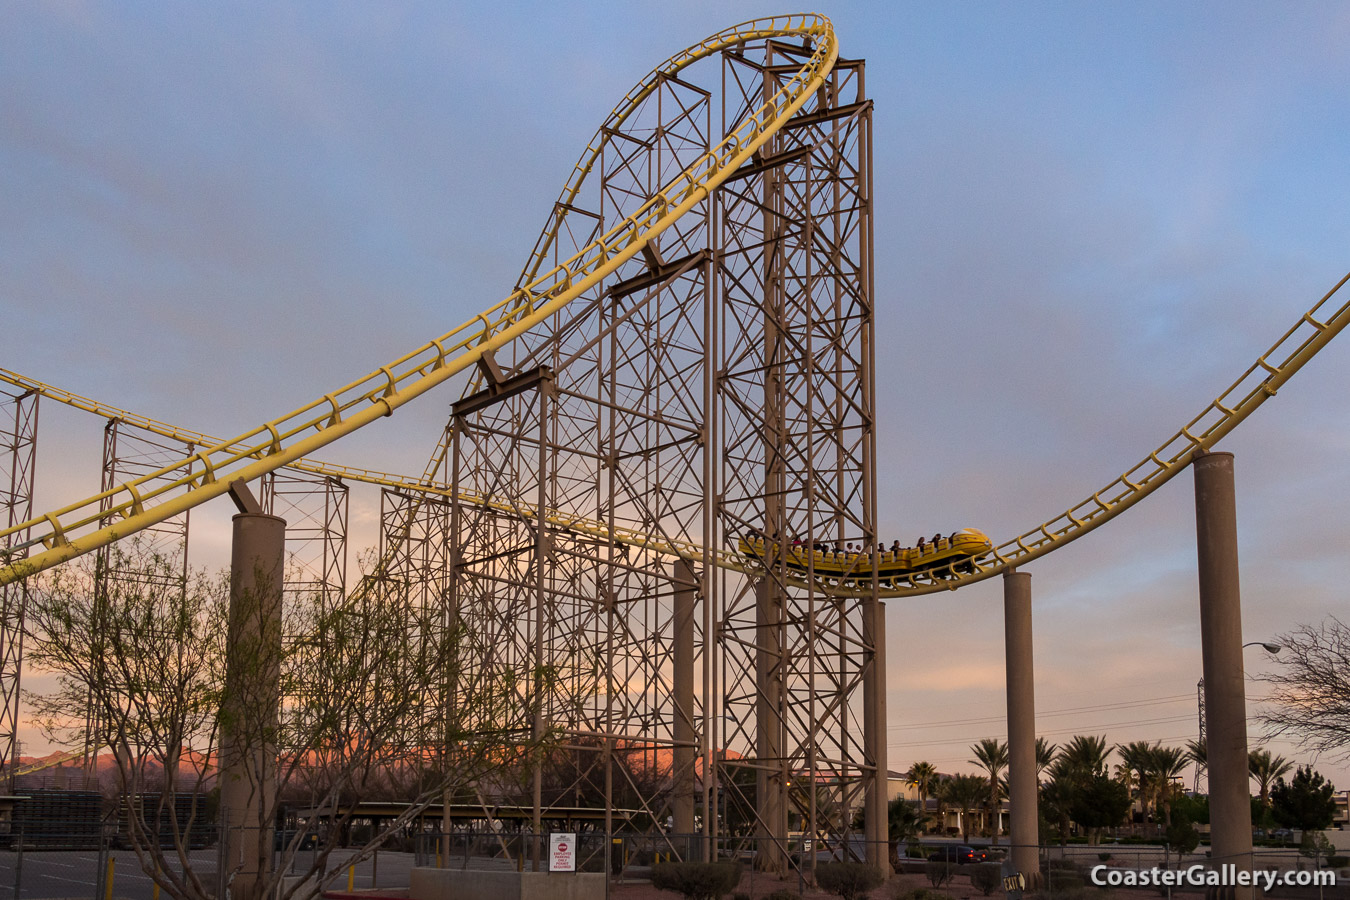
[[549, 832, 576, 872]]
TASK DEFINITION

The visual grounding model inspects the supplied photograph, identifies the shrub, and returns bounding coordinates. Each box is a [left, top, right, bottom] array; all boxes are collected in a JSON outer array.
[[969, 863, 1003, 896], [732, 894, 751, 900], [894, 890, 948, 900], [1097, 852, 1112, 862], [650, 861, 741, 900], [766, 891, 802, 900], [817, 861, 884, 900], [925, 859, 955, 888], [1327, 855, 1348, 869]]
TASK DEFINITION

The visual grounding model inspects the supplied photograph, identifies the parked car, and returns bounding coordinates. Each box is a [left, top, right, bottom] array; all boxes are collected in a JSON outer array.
[[928, 844, 987, 865]]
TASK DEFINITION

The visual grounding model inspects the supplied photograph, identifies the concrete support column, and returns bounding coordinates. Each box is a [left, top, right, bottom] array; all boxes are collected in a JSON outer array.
[[1193, 452, 1253, 898], [219, 505, 285, 900], [862, 595, 890, 880], [754, 579, 787, 875], [672, 559, 698, 844], [1003, 570, 1041, 888]]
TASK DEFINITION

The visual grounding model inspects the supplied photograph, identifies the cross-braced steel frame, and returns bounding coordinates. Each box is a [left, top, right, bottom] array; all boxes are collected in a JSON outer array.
[[90, 419, 196, 775], [262, 469, 349, 606], [385, 38, 881, 875], [0, 388, 37, 787], [715, 44, 881, 873]]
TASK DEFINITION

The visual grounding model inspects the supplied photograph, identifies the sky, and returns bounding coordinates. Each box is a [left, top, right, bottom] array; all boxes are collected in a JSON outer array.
[[3, 1, 1349, 792]]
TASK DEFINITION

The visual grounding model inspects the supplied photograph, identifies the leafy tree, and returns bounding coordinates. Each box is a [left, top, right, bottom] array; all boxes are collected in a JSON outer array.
[[1042, 735, 1127, 844], [1259, 618, 1350, 757], [1172, 793, 1209, 826], [1039, 778, 1074, 846], [1068, 773, 1131, 842], [1271, 766, 1337, 831], [1299, 831, 1334, 867], [968, 739, 1008, 844], [24, 543, 546, 900], [1164, 815, 1200, 856]]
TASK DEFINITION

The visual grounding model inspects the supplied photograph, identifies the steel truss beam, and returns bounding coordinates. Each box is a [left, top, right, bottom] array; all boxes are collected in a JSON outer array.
[[0, 388, 37, 787]]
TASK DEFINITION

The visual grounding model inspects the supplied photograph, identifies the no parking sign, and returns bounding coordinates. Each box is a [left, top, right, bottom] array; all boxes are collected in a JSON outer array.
[[549, 833, 576, 872]]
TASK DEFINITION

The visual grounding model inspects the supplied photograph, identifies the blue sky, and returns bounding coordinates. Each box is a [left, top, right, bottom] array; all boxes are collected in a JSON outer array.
[[3, 1, 1349, 788]]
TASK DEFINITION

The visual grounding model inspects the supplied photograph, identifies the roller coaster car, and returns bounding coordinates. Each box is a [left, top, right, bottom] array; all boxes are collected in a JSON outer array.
[[736, 528, 993, 587]]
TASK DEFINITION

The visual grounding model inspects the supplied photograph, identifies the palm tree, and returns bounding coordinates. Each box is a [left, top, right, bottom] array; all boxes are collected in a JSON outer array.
[[887, 796, 927, 845], [943, 773, 990, 844], [932, 773, 952, 834], [969, 739, 1009, 844], [1146, 745, 1189, 828], [1035, 738, 1057, 781], [1117, 740, 1156, 824], [1248, 749, 1292, 814], [1058, 735, 1111, 778], [1185, 738, 1207, 785], [906, 760, 939, 830]]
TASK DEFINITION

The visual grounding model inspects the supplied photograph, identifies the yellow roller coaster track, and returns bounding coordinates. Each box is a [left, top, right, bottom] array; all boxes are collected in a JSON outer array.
[[2, 12, 1348, 598], [6, 266, 1350, 598], [0, 13, 839, 587], [0, 367, 738, 578]]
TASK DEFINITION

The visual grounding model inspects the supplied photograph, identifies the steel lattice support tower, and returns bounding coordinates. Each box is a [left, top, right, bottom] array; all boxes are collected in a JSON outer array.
[[0, 388, 38, 787], [715, 44, 879, 874], [394, 38, 877, 875], [89, 419, 196, 777]]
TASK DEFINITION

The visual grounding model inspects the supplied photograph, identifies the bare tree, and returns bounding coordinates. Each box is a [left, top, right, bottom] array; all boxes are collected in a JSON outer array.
[[1258, 617, 1350, 759], [24, 541, 550, 900]]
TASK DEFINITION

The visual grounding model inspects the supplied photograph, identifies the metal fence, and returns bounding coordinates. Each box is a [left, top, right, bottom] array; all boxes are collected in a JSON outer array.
[[0, 822, 1343, 900]]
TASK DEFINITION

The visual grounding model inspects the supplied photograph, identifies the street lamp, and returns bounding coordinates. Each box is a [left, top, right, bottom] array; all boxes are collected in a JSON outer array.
[[1243, 642, 1281, 655]]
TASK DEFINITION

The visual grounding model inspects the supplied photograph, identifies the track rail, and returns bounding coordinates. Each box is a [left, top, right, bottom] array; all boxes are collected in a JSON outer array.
[[0, 14, 839, 587], [8, 266, 1350, 598], [0, 366, 743, 573], [901, 270, 1350, 595]]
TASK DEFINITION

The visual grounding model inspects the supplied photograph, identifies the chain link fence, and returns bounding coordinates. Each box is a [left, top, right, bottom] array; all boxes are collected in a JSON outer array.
[[0, 809, 1343, 900]]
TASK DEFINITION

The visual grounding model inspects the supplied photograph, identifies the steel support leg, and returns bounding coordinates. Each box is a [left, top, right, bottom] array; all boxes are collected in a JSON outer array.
[[863, 596, 889, 879], [672, 560, 697, 843], [1003, 570, 1040, 888], [219, 508, 285, 900]]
